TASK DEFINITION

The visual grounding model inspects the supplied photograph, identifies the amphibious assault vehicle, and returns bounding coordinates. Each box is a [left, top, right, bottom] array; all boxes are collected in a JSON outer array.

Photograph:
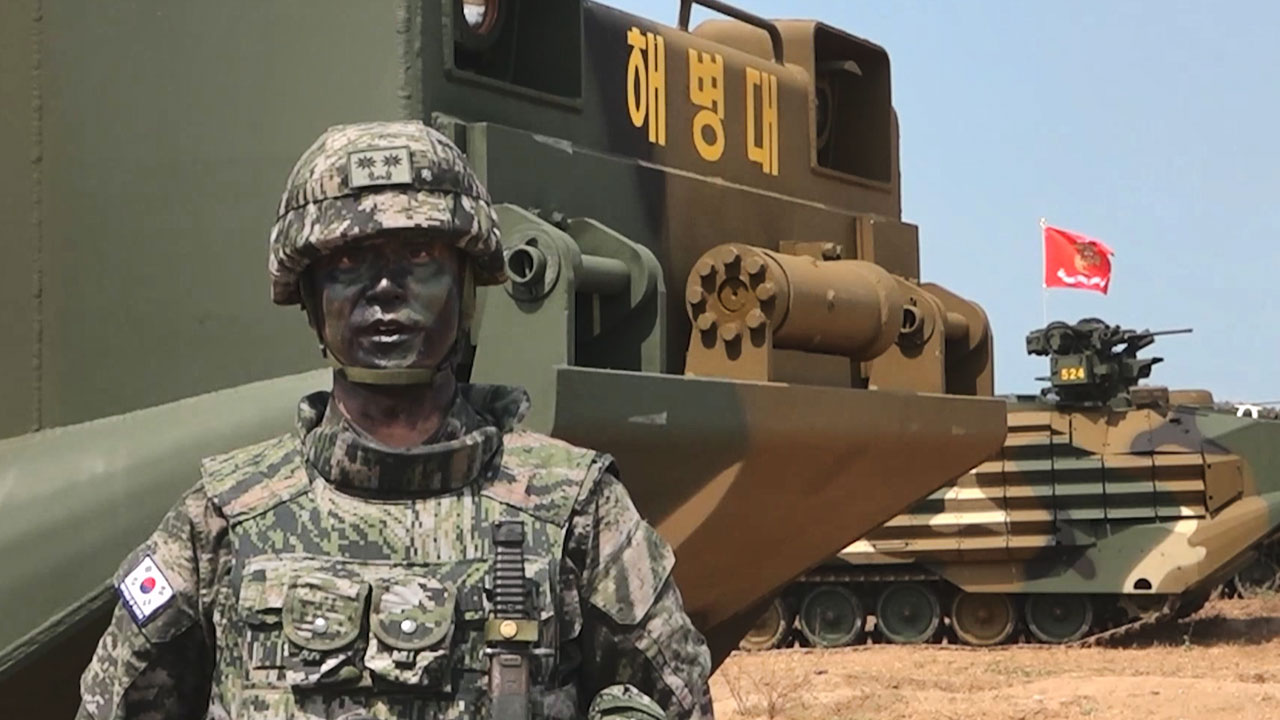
[[1, 0, 1007, 714], [743, 318, 1280, 650]]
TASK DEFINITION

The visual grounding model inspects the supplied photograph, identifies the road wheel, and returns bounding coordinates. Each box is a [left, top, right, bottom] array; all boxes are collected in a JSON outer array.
[[950, 592, 1016, 646], [1233, 556, 1280, 598], [875, 582, 941, 644], [798, 585, 865, 648], [1024, 594, 1093, 643], [738, 596, 792, 651]]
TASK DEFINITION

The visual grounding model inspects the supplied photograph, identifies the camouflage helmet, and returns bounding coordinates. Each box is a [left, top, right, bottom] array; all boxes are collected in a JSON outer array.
[[268, 120, 506, 306]]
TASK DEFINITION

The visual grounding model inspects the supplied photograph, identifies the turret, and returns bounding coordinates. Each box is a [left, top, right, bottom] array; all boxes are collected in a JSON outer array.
[[1025, 318, 1192, 409]]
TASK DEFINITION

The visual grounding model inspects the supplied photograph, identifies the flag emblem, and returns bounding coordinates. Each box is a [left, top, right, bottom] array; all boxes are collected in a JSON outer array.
[[1043, 224, 1114, 295], [119, 554, 175, 625]]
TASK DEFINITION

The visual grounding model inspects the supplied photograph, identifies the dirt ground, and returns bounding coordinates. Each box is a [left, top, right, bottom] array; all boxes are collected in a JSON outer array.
[[709, 594, 1280, 720]]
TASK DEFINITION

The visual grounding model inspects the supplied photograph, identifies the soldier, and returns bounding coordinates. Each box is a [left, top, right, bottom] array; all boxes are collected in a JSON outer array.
[[76, 121, 715, 720]]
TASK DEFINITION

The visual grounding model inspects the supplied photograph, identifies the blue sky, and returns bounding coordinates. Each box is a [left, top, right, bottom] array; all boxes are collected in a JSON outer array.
[[604, 0, 1280, 403]]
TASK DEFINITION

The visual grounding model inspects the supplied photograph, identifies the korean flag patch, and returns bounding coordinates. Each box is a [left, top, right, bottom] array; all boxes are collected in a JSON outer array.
[[118, 554, 175, 626]]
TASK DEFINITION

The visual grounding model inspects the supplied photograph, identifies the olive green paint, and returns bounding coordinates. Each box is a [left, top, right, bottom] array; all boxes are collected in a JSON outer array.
[[1197, 412, 1280, 497], [0, 369, 328, 675], [30, 0, 417, 430], [0, 0, 39, 438]]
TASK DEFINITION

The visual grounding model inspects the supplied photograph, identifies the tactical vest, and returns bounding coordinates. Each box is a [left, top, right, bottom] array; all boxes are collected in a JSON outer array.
[[201, 429, 606, 720]]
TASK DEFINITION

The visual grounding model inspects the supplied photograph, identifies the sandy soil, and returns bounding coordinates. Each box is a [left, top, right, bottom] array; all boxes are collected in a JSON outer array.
[[709, 595, 1280, 720]]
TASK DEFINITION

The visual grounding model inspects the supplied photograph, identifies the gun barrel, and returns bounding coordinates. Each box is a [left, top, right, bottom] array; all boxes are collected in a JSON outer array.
[[1147, 328, 1194, 336]]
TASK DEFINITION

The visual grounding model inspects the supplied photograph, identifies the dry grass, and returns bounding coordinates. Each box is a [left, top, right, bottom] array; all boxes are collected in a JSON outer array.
[[710, 595, 1280, 720]]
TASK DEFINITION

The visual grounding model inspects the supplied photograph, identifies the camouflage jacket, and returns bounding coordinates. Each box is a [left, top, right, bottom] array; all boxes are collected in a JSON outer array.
[[76, 384, 714, 719]]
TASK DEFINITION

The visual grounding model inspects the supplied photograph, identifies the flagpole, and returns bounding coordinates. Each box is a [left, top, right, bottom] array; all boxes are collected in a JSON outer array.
[[1039, 217, 1048, 324]]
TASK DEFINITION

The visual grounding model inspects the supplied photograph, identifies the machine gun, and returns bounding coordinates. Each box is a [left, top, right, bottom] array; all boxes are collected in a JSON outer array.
[[1025, 318, 1192, 409]]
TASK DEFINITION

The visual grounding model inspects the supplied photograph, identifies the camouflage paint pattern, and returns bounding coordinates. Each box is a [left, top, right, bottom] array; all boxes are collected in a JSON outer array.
[[269, 120, 507, 306], [749, 322, 1280, 648], [310, 238, 465, 372], [847, 400, 1280, 597], [77, 384, 713, 719], [589, 683, 669, 719]]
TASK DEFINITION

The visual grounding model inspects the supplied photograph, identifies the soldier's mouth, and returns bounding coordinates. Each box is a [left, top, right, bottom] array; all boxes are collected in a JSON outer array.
[[359, 320, 421, 344]]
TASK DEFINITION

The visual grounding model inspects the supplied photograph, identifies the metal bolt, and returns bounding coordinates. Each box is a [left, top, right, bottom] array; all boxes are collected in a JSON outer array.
[[696, 313, 717, 332], [755, 282, 776, 302], [717, 278, 750, 312], [695, 259, 715, 278], [312, 616, 328, 634], [720, 322, 741, 342], [499, 619, 519, 639], [686, 286, 705, 306], [745, 256, 765, 276], [745, 309, 767, 330], [400, 618, 418, 634], [717, 245, 740, 265]]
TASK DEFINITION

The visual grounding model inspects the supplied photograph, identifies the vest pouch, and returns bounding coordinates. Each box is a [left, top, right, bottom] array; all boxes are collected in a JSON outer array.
[[280, 572, 369, 687], [366, 576, 457, 689], [236, 567, 287, 682]]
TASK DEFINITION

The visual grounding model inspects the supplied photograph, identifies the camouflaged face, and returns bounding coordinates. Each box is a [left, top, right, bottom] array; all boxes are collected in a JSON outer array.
[[268, 120, 507, 305]]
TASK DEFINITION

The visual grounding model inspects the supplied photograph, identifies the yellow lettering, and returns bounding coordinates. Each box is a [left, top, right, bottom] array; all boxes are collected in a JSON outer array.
[[1059, 367, 1086, 381], [649, 33, 666, 145], [625, 27, 666, 146], [745, 67, 779, 175], [688, 49, 725, 162], [626, 28, 647, 129]]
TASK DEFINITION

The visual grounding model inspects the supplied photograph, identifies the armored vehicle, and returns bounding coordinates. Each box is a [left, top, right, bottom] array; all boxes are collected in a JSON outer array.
[[1, 0, 1008, 714], [742, 318, 1280, 650]]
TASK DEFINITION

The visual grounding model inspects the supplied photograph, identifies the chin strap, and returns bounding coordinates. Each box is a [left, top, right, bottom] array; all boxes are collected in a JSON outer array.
[[327, 358, 438, 385]]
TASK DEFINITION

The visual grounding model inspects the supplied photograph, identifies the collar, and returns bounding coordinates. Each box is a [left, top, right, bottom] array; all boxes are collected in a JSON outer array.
[[295, 384, 530, 496]]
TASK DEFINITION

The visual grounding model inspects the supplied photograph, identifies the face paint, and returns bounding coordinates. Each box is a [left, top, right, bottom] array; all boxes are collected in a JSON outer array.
[[310, 233, 463, 371]]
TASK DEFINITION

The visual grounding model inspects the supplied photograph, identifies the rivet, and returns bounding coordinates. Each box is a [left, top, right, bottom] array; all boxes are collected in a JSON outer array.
[[695, 259, 715, 278], [696, 314, 717, 331], [746, 309, 767, 330], [400, 618, 419, 634], [745, 256, 765, 276], [499, 619, 519, 639], [755, 282, 776, 301], [312, 616, 328, 634], [720, 322, 741, 341], [686, 286, 705, 305]]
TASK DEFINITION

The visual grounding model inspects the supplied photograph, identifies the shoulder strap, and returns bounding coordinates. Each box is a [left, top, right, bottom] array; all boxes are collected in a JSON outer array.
[[481, 431, 612, 528], [200, 434, 309, 524]]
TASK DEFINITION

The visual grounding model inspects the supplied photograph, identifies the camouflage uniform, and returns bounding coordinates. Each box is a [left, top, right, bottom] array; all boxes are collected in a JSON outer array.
[[76, 121, 714, 719]]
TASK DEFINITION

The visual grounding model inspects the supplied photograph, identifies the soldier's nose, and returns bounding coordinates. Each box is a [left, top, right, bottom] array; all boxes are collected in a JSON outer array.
[[366, 275, 406, 303]]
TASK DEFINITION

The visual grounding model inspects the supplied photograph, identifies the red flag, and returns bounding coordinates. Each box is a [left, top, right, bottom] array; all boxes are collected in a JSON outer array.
[[1043, 224, 1114, 295]]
